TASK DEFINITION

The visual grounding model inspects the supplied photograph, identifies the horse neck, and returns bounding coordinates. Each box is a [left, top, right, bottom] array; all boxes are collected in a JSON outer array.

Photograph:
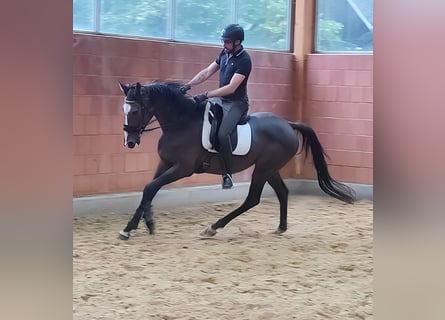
[[153, 100, 201, 132]]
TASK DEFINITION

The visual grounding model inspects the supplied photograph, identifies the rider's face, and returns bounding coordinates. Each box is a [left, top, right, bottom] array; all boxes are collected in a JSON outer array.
[[222, 39, 235, 54]]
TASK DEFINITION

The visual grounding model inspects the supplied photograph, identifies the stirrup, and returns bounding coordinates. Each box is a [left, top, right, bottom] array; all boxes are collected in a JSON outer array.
[[222, 174, 233, 189]]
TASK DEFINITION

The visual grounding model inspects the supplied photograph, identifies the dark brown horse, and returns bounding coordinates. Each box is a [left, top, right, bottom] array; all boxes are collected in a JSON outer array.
[[118, 81, 355, 240]]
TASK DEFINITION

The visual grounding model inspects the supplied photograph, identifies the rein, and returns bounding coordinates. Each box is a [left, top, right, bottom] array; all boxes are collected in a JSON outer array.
[[123, 118, 160, 134], [142, 118, 160, 132]]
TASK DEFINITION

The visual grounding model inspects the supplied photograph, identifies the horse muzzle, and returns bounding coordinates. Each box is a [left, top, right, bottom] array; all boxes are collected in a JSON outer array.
[[124, 133, 141, 149], [126, 137, 140, 149]]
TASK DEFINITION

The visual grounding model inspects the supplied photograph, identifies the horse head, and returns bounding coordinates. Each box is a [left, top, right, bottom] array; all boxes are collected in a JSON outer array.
[[119, 82, 155, 149]]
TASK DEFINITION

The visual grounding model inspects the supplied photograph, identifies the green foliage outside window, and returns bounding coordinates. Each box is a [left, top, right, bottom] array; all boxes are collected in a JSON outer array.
[[100, 0, 168, 38], [73, 0, 290, 51], [174, 0, 231, 43], [316, 0, 373, 52], [239, 0, 289, 50], [317, 18, 354, 51]]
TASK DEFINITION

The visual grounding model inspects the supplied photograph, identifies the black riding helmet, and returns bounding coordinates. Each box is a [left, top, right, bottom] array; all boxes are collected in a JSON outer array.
[[220, 24, 244, 42]]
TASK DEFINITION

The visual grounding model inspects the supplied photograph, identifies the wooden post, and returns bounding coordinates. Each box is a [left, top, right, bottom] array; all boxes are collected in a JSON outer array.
[[293, 0, 315, 175]]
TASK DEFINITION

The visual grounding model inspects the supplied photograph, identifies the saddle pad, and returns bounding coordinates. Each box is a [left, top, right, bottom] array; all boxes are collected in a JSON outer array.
[[202, 102, 251, 155]]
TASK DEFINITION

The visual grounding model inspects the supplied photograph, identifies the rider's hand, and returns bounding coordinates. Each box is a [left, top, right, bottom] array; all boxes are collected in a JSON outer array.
[[179, 84, 191, 94], [193, 92, 208, 104]]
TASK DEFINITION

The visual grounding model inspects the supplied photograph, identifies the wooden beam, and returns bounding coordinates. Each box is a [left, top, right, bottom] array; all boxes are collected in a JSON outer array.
[[293, 0, 315, 119], [293, 0, 315, 175]]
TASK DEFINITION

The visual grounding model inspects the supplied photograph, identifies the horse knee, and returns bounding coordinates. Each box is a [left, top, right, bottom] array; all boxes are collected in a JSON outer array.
[[142, 184, 154, 195], [243, 197, 261, 210]]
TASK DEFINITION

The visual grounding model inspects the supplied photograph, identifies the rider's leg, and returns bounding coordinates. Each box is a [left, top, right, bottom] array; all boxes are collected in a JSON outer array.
[[218, 102, 247, 189]]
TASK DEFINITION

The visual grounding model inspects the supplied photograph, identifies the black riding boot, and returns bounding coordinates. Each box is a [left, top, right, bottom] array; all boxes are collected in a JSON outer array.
[[220, 137, 233, 189], [222, 172, 233, 189]]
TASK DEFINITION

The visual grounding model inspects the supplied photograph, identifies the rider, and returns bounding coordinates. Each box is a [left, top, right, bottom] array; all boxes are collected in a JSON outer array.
[[183, 24, 252, 189]]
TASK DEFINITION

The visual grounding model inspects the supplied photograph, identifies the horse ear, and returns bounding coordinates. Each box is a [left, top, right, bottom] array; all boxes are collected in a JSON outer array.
[[135, 82, 143, 98], [119, 82, 129, 95]]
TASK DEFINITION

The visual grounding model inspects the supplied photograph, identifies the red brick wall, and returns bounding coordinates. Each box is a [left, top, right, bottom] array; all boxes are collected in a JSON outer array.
[[73, 34, 298, 196], [73, 35, 373, 196], [302, 54, 373, 184]]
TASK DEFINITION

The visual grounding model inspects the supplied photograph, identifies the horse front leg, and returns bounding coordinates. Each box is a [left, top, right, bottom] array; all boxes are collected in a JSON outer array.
[[119, 202, 151, 240], [119, 190, 155, 240], [119, 162, 187, 240], [140, 160, 171, 235]]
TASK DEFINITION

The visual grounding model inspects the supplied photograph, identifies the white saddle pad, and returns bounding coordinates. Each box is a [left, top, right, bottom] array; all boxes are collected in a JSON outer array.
[[201, 102, 251, 155]]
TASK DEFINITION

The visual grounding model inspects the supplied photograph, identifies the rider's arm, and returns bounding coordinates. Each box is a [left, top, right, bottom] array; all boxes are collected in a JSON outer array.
[[207, 73, 245, 98], [186, 62, 219, 87]]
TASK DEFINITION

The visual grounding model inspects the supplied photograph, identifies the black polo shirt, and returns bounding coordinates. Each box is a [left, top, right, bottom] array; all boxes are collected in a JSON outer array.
[[215, 46, 252, 101]]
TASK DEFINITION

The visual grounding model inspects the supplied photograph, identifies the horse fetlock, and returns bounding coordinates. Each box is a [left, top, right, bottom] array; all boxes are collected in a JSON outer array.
[[141, 205, 155, 234], [125, 221, 138, 232], [273, 225, 287, 235], [144, 219, 155, 235]]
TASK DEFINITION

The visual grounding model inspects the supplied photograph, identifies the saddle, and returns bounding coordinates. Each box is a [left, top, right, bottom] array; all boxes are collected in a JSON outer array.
[[201, 101, 252, 155]]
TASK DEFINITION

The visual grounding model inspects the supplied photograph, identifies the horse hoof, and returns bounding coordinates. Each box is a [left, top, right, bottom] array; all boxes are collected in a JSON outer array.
[[200, 225, 217, 237], [118, 230, 130, 240], [273, 228, 286, 235]]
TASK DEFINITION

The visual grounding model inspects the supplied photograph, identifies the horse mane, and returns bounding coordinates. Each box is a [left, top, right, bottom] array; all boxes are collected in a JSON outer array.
[[144, 81, 199, 118]]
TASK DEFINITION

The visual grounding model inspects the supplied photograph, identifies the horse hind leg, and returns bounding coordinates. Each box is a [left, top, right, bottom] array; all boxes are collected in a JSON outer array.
[[201, 171, 267, 237], [267, 172, 289, 234], [142, 205, 155, 234]]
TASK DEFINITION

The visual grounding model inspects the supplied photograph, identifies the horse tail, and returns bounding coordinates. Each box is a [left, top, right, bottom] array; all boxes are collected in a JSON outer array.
[[289, 122, 356, 204]]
